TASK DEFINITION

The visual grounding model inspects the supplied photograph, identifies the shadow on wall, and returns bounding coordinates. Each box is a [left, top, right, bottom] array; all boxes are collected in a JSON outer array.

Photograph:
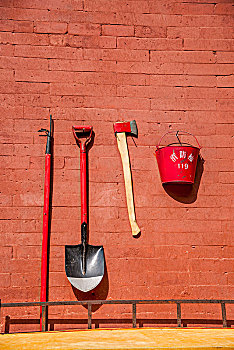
[[72, 258, 109, 312], [162, 155, 205, 204], [4, 316, 234, 333]]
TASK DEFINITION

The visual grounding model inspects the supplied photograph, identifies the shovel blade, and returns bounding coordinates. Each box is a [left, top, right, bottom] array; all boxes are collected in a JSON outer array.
[[65, 244, 104, 292]]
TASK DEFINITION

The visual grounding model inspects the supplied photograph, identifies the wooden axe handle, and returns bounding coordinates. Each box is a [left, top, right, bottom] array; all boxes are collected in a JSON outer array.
[[116, 132, 140, 236]]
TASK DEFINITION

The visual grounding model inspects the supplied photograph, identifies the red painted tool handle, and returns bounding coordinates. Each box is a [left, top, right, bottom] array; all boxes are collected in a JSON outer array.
[[80, 147, 87, 225], [72, 126, 93, 151], [40, 153, 51, 331], [72, 125, 93, 225]]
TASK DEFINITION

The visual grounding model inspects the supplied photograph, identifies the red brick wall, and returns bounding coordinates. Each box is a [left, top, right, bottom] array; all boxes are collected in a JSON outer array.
[[1, 0, 233, 332]]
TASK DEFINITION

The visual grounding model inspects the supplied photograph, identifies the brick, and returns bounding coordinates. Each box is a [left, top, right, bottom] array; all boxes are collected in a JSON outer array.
[[1, 144, 14, 156], [23, 106, 49, 119], [0, 20, 14, 32], [202, 160, 233, 173], [13, 0, 83, 11], [49, 34, 69, 46], [227, 273, 234, 285], [216, 52, 234, 63], [188, 259, 230, 274], [0, 247, 13, 260], [184, 39, 234, 51], [189, 245, 227, 259], [3, 232, 42, 248], [217, 76, 234, 88], [217, 99, 234, 111], [14, 119, 49, 133], [0, 273, 11, 288], [14, 20, 33, 33], [50, 107, 118, 122], [49, 59, 117, 72], [135, 25, 166, 38], [50, 95, 84, 108], [150, 51, 216, 64], [0, 44, 14, 56], [1, 219, 39, 234], [34, 21, 68, 34], [149, 2, 215, 15], [15, 93, 50, 107], [167, 27, 200, 39], [199, 27, 233, 39], [11, 272, 40, 287], [102, 25, 134, 37], [84, 0, 149, 13], [49, 272, 69, 287], [14, 45, 83, 59], [189, 272, 227, 286], [68, 23, 101, 36], [184, 63, 233, 75], [20, 82, 49, 94], [117, 37, 182, 50], [13, 193, 43, 206], [83, 96, 150, 110], [0, 258, 40, 274], [198, 135, 233, 148], [219, 172, 234, 184], [83, 48, 149, 62], [184, 87, 234, 99], [1, 156, 30, 169], [117, 86, 184, 99], [0, 56, 48, 70], [217, 147, 234, 159], [32, 71, 148, 85], [181, 15, 233, 27], [0, 32, 49, 45], [0, 130, 33, 144], [150, 75, 216, 87], [0, 207, 41, 220], [68, 35, 116, 49], [214, 3, 234, 15], [0, 69, 14, 81], [151, 98, 216, 111], [116, 61, 184, 74], [134, 14, 182, 27], [50, 83, 116, 96]]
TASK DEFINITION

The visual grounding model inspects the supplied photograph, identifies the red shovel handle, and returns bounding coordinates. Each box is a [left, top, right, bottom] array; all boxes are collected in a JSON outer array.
[[72, 126, 93, 226], [72, 126, 93, 151], [156, 130, 201, 150]]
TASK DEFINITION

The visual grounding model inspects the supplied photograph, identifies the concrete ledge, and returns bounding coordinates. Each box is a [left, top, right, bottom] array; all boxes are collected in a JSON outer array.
[[1, 327, 234, 349]]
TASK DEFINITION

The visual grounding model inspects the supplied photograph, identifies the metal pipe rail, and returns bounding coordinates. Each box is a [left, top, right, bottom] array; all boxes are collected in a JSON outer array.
[[1, 299, 233, 332]]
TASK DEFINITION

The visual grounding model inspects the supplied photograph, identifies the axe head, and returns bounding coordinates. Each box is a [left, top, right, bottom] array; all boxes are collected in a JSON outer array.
[[113, 120, 138, 137]]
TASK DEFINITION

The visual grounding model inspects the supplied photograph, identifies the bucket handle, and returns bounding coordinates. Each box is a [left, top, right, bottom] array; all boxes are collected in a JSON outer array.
[[156, 130, 201, 150]]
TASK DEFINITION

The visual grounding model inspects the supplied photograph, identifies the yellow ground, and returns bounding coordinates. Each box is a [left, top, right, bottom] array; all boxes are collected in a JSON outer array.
[[1, 327, 234, 349]]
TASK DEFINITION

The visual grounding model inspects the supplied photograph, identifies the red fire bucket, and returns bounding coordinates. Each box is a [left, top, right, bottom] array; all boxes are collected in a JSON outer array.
[[155, 131, 201, 184]]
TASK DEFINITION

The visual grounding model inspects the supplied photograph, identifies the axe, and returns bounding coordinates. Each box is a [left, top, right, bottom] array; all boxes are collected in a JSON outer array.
[[113, 120, 141, 236]]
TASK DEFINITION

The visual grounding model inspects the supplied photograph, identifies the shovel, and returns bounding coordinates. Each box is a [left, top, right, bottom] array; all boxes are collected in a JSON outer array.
[[65, 126, 104, 292]]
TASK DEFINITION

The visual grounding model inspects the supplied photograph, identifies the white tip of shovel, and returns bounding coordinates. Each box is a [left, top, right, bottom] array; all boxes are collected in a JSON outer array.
[[67, 275, 103, 292]]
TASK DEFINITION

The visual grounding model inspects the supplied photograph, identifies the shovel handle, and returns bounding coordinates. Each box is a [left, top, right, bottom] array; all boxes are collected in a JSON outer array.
[[72, 126, 93, 229], [72, 126, 93, 152]]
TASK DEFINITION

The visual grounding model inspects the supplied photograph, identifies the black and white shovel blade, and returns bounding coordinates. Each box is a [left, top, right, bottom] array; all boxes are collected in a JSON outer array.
[[65, 244, 104, 292]]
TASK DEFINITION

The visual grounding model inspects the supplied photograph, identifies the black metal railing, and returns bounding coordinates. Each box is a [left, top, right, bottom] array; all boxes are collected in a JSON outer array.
[[1, 299, 233, 332]]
